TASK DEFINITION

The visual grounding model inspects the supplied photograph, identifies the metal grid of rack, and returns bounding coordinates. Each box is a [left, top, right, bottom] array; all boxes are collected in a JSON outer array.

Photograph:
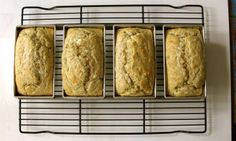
[[19, 4, 207, 134]]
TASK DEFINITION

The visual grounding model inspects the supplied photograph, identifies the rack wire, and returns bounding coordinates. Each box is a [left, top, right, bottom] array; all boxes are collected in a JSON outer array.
[[19, 4, 207, 134]]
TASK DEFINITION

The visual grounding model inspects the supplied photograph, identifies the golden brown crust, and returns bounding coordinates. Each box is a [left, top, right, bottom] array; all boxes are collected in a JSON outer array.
[[115, 27, 155, 97], [166, 27, 205, 97], [62, 27, 104, 96], [15, 27, 54, 96]]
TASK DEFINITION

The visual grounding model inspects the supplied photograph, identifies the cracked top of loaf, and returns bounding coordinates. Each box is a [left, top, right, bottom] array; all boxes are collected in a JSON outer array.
[[115, 27, 155, 97], [62, 27, 104, 96], [15, 27, 54, 96], [165, 27, 205, 97]]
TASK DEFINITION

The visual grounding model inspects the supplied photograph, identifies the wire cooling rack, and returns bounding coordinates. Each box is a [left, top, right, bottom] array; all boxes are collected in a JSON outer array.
[[19, 4, 207, 134]]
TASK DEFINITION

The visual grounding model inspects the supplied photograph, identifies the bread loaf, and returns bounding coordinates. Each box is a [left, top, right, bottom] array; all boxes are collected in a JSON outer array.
[[15, 27, 54, 96], [165, 27, 205, 97], [62, 27, 104, 97], [115, 27, 155, 97]]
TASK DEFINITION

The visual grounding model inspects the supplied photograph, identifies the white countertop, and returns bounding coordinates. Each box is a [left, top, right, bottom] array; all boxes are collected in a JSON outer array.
[[0, 0, 231, 140]]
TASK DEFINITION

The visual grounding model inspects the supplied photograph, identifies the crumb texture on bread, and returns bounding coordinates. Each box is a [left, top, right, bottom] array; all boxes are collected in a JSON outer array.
[[62, 28, 104, 96], [115, 27, 155, 97], [15, 27, 54, 96], [166, 27, 205, 97]]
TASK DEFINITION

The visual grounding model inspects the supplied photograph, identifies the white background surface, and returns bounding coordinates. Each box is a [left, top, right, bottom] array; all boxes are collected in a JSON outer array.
[[0, 0, 232, 140]]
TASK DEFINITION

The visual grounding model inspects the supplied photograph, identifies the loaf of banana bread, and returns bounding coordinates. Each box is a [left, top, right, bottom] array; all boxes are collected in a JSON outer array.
[[15, 27, 54, 96], [165, 27, 205, 97], [62, 27, 104, 97], [115, 27, 155, 97]]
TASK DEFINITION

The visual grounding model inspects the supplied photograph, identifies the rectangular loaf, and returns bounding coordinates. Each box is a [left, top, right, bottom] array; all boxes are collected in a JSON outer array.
[[62, 27, 104, 97], [115, 27, 155, 97], [15, 27, 54, 96], [165, 27, 205, 97]]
